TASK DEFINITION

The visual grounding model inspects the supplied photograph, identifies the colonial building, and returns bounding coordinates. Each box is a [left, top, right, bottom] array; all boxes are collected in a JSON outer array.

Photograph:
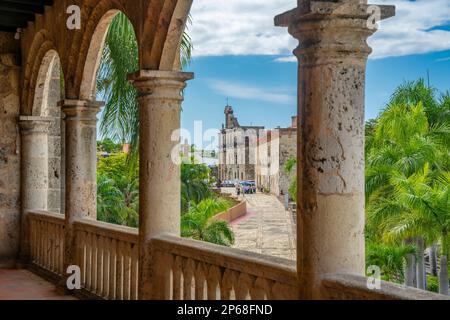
[[256, 117, 297, 196], [218, 105, 264, 182]]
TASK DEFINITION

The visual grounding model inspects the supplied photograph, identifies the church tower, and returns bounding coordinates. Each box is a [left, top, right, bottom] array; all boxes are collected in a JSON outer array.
[[224, 104, 237, 129]]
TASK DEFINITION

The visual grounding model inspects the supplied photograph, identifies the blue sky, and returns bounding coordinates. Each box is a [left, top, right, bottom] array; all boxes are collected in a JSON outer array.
[[180, 0, 450, 149]]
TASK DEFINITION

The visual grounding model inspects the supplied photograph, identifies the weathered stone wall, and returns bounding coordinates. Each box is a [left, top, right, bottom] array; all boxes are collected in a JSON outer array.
[[278, 128, 297, 196], [19, 0, 192, 116], [255, 128, 297, 196], [45, 59, 63, 213], [0, 32, 21, 267]]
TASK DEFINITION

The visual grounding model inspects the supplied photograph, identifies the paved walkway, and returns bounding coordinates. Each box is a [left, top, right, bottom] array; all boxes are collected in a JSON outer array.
[[230, 193, 296, 260], [0, 269, 77, 300]]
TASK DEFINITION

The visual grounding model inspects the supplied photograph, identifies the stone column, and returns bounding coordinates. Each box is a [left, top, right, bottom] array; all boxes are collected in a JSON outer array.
[[130, 70, 193, 300], [19, 116, 51, 261], [60, 100, 102, 269], [275, 0, 395, 299]]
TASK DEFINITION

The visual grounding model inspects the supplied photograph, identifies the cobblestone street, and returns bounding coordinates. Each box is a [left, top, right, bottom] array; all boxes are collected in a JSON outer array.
[[230, 192, 296, 260]]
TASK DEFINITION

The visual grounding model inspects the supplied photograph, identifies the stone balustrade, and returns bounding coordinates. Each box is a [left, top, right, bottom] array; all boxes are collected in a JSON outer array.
[[321, 274, 450, 300], [27, 212, 448, 300], [73, 219, 139, 300], [28, 211, 65, 276], [150, 234, 298, 300]]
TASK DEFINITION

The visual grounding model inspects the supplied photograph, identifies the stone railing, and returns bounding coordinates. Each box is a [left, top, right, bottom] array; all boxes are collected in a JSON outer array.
[[28, 211, 65, 276], [321, 274, 450, 300], [150, 234, 298, 300], [212, 200, 247, 223], [73, 219, 139, 300]]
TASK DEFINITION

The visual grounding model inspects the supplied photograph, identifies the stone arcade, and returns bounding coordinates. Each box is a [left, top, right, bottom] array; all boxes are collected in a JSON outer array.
[[0, 0, 447, 300]]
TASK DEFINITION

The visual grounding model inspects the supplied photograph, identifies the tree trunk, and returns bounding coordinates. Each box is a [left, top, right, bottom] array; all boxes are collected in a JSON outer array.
[[416, 238, 426, 290], [430, 244, 438, 276], [405, 253, 417, 287], [439, 255, 449, 295]]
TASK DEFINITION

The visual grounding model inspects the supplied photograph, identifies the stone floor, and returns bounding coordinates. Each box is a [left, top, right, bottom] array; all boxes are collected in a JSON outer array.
[[230, 192, 296, 260], [0, 269, 77, 300]]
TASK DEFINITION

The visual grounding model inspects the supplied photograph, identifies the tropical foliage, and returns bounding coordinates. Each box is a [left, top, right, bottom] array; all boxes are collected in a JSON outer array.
[[366, 243, 417, 283], [366, 79, 450, 294], [97, 153, 139, 227], [96, 152, 236, 246], [181, 162, 212, 213], [284, 158, 297, 202], [181, 198, 235, 246]]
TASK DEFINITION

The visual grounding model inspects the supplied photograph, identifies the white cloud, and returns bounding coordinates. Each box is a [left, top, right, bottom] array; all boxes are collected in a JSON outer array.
[[189, 0, 450, 60], [208, 80, 295, 105], [274, 56, 297, 63]]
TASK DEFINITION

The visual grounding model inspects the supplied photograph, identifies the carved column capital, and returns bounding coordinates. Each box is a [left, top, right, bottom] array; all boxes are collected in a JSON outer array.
[[129, 70, 194, 102], [59, 99, 103, 125], [275, 1, 396, 64], [19, 116, 52, 135]]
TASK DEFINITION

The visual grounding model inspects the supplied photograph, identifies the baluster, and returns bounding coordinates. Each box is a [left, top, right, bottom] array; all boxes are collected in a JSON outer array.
[[271, 282, 296, 300], [91, 234, 98, 294], [59, 224, 64, 274], [77, 230, 86, 286], [206, 265, 221, 300], [116, 240, 124, 300], [251, 277, 271, 300], [53, 223, 58, 273], [123, 242, 131, 300], [109, 238, 117, 299], [38, 220, 43, 266], [96, 235, 104, 295], [195, 262, 207, 300], [86, 232, 93, 291], [42, 220, 47, 268], [102, 236, 111, 298], [45, 220, 50, 269], [183, 259, 196, 300], [29, 218, 35, 262], [236, 273, 254, 300], [130, 243, 138, 300], [49, 222, 55, 271], [221, 269, 238, 300], [172, 256, 184, 300]]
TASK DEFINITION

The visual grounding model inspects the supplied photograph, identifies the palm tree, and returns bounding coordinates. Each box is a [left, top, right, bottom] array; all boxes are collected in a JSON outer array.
[[181, 162, 212, 213], [390, 79, 450, 127], [181, 198, 235, 246], [366, 242, 417, 283], [366, 81, 449, 292], [97, 154, 139, 227], [96, 12, 192, 160], [370, 166, 450, 294], [97, 173, 139, 227]]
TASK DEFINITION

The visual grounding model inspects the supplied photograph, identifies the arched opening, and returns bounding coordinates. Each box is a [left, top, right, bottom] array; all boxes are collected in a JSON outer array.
[[31, 49, 65, 214], [79, 10, 140, 228]]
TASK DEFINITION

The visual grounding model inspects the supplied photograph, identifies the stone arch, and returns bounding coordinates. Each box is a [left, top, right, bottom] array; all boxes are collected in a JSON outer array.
[[22, 30, 60, 116], [79, 9, 120, 100], [67, 0, 136, 100], [140, 0, 193, 70], [31, 50, 61, 116]]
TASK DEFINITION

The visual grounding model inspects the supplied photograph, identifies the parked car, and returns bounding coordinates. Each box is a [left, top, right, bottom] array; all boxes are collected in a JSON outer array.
[[221, 180, 237, 188], [240, 181, 256, 194]]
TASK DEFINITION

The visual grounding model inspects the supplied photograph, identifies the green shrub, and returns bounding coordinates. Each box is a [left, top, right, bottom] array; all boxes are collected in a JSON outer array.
[[427, 275, 439, 293]]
